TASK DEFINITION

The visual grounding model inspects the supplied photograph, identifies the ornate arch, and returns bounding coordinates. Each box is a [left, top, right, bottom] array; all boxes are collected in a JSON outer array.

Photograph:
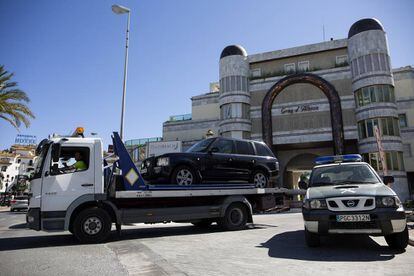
[[261, 73, 345, 155]]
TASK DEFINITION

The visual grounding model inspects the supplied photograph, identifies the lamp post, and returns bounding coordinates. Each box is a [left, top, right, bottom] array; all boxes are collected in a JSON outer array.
[[112, 4, 131, 141]]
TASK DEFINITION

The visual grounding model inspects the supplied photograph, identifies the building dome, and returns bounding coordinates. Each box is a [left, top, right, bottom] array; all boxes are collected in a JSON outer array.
[[348, 18, 384, 38], [220, 45, 247, 59]]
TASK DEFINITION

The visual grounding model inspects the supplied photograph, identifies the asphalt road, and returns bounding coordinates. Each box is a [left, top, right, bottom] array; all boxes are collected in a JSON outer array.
[[0, 208, 413, 276]]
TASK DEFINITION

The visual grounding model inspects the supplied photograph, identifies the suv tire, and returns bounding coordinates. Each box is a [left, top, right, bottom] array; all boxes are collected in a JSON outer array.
[[251, 170, 268, 188], [171, 166, 199, 185], [73, 208, 112, 243], [304, 228, 320, 247], [385, 226, 409, 250], [218, 203, 248, 231]]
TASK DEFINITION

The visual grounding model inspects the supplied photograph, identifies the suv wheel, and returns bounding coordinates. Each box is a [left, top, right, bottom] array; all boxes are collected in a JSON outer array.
[[304, 228, 320, 247], [172, 166, 198, 185], [252, 171, 268, 188], [385, 226, 409, 250]]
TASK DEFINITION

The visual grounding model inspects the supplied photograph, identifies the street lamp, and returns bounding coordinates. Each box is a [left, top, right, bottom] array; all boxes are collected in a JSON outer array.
[[112, 4, 131, 141]]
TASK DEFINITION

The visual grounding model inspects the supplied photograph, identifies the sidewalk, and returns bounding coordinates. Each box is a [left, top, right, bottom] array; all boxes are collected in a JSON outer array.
[[0, 206, 10, 212]]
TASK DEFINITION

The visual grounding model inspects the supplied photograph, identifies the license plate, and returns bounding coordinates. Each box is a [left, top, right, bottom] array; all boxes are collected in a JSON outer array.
[[336, 214, 370, 222], [140, 168, 147, 174]]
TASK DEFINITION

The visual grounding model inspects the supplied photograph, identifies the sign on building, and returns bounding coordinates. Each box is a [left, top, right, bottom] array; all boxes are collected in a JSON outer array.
[[15, 134, 37, 145], [146, 141, 182, 158]]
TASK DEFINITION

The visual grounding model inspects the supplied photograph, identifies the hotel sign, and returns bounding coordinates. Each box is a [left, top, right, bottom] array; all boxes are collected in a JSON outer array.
[[15, 134, 37, 145], [281, 104, 319, 114]]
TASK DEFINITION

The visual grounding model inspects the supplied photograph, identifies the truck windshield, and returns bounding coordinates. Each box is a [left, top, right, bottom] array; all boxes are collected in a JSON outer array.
[[32, 142, 50, 180], [186, 138, 215, 153], [309, 164, 380, 187]]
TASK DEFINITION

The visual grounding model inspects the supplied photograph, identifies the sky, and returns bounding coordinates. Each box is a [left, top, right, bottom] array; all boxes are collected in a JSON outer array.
[[0, 0, 413, 149]]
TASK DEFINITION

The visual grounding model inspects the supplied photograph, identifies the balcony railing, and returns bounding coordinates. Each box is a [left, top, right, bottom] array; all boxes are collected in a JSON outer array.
[[168, 114, 192, 122]]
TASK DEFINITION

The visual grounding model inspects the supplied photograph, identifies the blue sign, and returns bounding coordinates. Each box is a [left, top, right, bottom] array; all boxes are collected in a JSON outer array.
[[15, 134, 37, 145]]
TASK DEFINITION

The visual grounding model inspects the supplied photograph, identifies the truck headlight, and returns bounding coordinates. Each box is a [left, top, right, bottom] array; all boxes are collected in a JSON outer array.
[[376, 196, 401, 208], [304, 199, 327, 209], [156, 157, 169, 167]]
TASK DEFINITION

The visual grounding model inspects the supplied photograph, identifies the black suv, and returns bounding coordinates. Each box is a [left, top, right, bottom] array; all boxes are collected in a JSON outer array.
[[140, 137, 279, 187]]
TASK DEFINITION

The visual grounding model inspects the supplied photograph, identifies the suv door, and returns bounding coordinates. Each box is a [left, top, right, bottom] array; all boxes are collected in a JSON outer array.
[[232, 140, 256, 181], [204, 138, 238, 181]]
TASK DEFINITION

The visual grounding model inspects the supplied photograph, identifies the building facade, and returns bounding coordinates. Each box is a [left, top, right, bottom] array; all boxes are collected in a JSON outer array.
[[0, 144, 37, 193], [162, 18, 414, 201]]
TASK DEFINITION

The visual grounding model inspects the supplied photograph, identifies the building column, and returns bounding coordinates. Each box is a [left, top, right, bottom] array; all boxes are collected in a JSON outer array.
[[347, 18, 409, 200]]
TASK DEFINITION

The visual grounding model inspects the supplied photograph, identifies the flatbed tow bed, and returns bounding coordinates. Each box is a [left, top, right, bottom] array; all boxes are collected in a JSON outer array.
[[27, 130, 284, 243]]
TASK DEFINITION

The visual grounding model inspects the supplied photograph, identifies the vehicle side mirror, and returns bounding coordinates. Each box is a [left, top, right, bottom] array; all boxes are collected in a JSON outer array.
[[298, 181, 308, 190], [50, 164, 59, 175], [209, 147, 219, 154], [383, 175, 394, 185], [51, 143, 61, 163]]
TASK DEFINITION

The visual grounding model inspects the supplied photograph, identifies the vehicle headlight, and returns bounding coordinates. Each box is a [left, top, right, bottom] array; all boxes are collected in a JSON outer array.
[[156, 157, 169, 167], [377, 196, 401, 208], [304, 199, 327, 209]]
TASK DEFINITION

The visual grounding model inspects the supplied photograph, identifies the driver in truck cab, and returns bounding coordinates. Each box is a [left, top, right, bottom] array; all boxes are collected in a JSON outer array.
[[64, 152, 87, 171]]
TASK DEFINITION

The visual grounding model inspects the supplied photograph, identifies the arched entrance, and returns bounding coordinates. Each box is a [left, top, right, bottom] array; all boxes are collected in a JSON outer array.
[[261, 73, 345, 155], [283, 153, 319, 189]]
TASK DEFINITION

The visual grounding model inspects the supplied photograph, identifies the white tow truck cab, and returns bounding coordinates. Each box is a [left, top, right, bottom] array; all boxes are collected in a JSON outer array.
[[27, 129, 282, 243]]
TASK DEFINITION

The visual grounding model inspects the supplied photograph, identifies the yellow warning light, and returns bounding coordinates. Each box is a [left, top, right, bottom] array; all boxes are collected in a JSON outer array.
[[76, 127, 84, 135]]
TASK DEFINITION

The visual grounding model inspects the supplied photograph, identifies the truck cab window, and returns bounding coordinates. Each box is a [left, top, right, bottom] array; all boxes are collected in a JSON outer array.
[[51, 147, 90, 175]]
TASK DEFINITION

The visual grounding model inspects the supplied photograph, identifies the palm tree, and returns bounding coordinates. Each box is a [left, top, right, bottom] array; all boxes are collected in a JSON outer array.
[[0, 65, 35, 129]]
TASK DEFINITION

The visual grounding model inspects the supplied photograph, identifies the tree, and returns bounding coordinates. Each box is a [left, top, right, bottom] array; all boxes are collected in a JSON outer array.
[[0, 65, 35, 129]]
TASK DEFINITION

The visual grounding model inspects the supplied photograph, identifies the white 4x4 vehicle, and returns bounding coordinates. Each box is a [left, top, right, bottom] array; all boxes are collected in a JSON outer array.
[[300, 154, 408, 249]]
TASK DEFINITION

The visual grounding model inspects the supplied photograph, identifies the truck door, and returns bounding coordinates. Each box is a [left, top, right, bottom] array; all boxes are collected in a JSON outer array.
[[41, 145, 94, 213]]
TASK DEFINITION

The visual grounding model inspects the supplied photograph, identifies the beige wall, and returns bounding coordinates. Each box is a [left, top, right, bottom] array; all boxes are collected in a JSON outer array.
[[394, 69, 414, 172], [250, 79, 353, 107], [250, 48, 348, 77], [192, 103, 220, 120]]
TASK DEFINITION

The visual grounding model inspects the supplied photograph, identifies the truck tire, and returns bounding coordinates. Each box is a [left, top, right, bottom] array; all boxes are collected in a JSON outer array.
[[73, 208, 112, 243], [384, 226, 409, 250], [171, 166, 199, 185], [304, 228, 320, 247], [218, 203, 248, 231]]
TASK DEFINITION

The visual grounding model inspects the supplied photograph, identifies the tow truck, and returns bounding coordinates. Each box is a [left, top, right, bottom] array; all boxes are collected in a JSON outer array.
[[26, 128, 283, 243], [300, 154, 409, 249]]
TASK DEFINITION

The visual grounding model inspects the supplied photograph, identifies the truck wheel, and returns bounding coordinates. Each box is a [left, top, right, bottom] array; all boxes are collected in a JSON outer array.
[[73, 208, 112, 243], [218, 203, 248, 231], [171, 166, 199, 185], [251, 170, 268, 188], [304, 228, 320, 247], [191, 220, 213, 228], [385, 226, 409, 250]]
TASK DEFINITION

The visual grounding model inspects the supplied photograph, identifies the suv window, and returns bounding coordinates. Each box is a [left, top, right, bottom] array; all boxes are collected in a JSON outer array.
[[210, 139, 235, 154], [254, 142, 274, 157], [235, 141, 255, 155], [309, 164, 380, 187]]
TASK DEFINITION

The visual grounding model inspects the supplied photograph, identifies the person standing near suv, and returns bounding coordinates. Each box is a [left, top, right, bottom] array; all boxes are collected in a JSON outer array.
[[140, 137, 279, 187]]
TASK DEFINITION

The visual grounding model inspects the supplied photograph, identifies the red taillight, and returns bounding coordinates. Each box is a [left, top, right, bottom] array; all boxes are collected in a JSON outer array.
[[11, 200, 16, 204]]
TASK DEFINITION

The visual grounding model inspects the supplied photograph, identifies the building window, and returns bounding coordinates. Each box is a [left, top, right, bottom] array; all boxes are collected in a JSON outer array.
[[284, 63, 295, 73], [354, 84, 395, 107], [399, 114, 408, 128], [336, 55, 348, 66], [298, 61, 309, 72], [358, 117, 400, 139], [362, 151, 404, 171], [221, 103, 250, 120], [403, 144, 412, 158], [251, 68, 261, 78]]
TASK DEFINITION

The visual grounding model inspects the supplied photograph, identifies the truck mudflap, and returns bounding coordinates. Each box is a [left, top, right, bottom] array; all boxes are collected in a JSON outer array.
[[26, 208, 41, 231]]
